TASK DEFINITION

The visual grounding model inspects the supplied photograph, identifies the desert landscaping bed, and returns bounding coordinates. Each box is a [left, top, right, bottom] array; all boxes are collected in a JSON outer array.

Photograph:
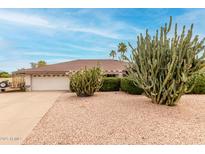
[[23, 92, 205, 145]]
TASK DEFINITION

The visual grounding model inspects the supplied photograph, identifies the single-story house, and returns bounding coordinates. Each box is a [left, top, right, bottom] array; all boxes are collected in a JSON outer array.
[[13, 59, 127, 91]]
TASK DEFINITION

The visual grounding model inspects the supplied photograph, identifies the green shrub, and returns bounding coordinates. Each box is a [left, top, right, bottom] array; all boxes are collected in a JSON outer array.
[[70, 82, 75, 92], [0, 72, 10, 78], [100, 77, 120, 91], [120, 77, 143, 95], [70, 67, 103, 97], [187, 74, 205, 94]]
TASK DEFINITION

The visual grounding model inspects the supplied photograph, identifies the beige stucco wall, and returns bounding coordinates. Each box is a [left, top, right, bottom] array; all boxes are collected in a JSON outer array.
[[24, 75, 32, 91], [25, 75, 31, 85], [0, 78, 12, 82], [22, 71, 123, 91]]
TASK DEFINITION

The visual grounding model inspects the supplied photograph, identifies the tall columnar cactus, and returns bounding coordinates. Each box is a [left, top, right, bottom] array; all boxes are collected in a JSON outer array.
[[128, 16, 205, 106], [70, 67, 103, 97]]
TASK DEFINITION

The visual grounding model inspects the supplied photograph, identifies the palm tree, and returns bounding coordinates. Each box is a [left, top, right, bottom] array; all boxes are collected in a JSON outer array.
[[109, 50, 117, 59], [117, 42, 127, 61], [117, 42, 127, 56]]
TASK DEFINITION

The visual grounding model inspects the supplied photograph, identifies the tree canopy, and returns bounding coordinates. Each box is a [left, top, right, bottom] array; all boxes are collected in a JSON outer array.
[[0, 71, 11, 78], [30, 60, 47, 68]]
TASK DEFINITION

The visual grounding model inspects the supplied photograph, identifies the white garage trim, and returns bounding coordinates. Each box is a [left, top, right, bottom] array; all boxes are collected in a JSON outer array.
[[25, 75, 32, 91], [30, 75, 70, 91]]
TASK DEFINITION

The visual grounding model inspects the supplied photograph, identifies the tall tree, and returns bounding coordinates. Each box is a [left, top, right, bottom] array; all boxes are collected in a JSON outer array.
[[0, 71, 10, 78], [37, 60, 47, 67], [109, 50, 117, 59], [30, 60, 47, 68], [117, 42, 128, 61], [117, 42, 127, 56]]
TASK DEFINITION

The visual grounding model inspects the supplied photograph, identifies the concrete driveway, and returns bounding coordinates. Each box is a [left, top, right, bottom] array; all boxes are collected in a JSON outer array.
[[0, 91, 63, 144]]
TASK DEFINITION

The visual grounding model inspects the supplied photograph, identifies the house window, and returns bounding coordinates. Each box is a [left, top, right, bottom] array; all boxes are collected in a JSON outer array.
[[106, 74, 117, 77], [123, 71, 128, 77]]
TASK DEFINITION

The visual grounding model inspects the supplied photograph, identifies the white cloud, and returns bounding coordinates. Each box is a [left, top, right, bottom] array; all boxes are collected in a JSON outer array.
[[0, 10, 142, 40], [0, 10, 119, 39], [21, 51, 72, 57], [0, 38, 10, 47], [0, 10, 55, 28], [0, 53, 77, 72], [65, 27, 120, 39], [175, 9, 205, 38], [46, 58, 74, 64], [0, 59, 32, 72], [66, 43, 105, 52], [175, 9, 205, 24]]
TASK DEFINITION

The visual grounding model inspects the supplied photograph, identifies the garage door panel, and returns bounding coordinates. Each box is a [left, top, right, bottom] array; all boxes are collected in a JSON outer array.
[[32, 77, 70, 91]]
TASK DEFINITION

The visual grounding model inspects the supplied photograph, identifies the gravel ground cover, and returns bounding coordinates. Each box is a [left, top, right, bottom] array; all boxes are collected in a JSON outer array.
[[23, 92, 205, 144]]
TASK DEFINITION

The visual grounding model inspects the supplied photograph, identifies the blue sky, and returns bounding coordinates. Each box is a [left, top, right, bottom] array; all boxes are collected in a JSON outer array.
[[0, 8, 205, 72]]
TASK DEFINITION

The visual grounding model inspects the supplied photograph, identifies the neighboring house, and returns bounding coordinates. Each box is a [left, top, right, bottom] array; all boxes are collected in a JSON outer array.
[[13, 59, 127, 91]]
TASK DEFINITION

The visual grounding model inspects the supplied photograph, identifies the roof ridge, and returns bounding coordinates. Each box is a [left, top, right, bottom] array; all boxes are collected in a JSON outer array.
[[74, 59, 119, 61], [13, 59, 126, 74]]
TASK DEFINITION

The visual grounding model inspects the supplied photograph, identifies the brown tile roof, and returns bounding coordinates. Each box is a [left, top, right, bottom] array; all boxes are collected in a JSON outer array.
[[14, 59, 127, 75]]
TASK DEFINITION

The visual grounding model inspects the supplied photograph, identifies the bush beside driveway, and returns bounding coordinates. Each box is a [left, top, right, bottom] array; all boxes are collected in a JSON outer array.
[[23, 92, 205, 145]]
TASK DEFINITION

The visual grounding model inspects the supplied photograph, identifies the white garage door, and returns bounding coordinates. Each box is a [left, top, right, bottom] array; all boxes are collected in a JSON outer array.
[[32, 76, 70, 91]]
